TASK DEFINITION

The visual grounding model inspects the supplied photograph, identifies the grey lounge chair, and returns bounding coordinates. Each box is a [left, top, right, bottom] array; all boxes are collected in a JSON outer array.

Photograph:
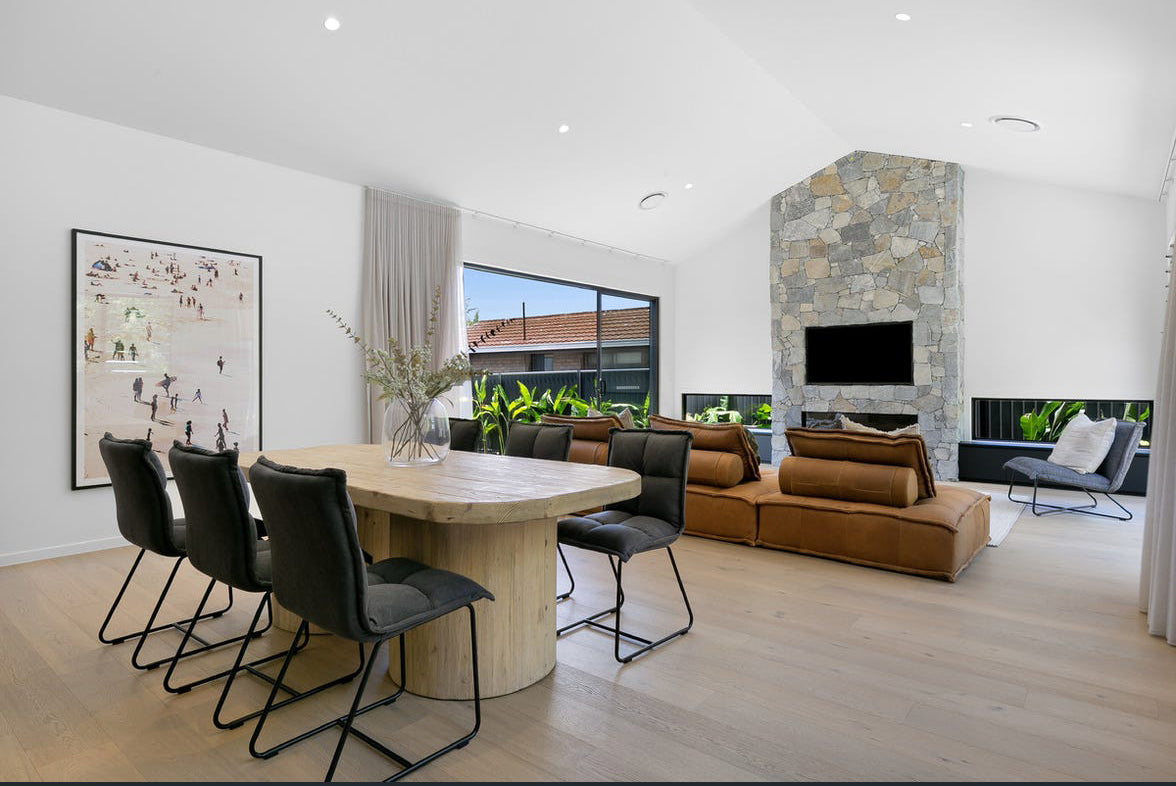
[[247, 455, 493, 782], [164, 442, 362, 731], [505, 422, 574, 461], [556, 429, 694, 663], [96, 433, 238, 669], [1003, 420, 1144, 521], [448, 417, 482, 453]]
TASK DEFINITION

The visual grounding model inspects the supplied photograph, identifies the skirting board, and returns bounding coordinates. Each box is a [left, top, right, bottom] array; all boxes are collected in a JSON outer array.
[[0, 535, 126, 567]]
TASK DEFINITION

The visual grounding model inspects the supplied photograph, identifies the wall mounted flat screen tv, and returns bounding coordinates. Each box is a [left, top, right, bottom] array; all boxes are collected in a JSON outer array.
[[805, 321, 914, 385]]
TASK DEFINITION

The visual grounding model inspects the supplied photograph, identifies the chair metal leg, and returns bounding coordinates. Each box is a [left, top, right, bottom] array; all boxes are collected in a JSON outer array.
[[254, 606, 484, 782], [98, 550, 232, 646], [129, 574, 240, 671], [556, 546, 693, 663], [249, 623, 373, 760], [556, 543, 576, 601], [215, 595, 318, 729], [1007, 477, 1133, 521], [163, 589, 304, 697]]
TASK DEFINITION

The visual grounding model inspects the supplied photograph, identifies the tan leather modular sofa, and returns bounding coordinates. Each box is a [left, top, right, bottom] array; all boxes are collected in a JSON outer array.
[[757, 428, 989, 581], [540, 416, 989, 581]]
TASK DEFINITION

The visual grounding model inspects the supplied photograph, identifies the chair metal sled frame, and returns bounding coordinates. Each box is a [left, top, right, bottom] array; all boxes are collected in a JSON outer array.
[[1006, 477, 1133, 521], [99, 550, 243, 671], [249, 605, 483, 782], [556, 545, 694, 664], [160, 580, 358, 732]]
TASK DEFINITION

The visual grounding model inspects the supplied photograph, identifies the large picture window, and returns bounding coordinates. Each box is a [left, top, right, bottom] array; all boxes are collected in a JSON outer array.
[[463, 264, 658, 418]]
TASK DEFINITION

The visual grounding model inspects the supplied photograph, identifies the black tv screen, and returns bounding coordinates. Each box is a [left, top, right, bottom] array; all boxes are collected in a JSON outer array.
[[805, 321, 914, 385]]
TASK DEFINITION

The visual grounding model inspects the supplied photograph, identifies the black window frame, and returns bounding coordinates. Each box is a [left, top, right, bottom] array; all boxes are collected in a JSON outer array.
[[463, 262, 659, 412]]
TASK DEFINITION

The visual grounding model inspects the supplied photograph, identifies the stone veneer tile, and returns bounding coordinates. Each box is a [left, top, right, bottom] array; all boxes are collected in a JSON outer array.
[[770, 150, 965, 480]]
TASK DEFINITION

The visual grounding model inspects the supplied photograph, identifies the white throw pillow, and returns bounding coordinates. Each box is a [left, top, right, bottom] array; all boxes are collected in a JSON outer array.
[[1047, 413, 1117, 474]]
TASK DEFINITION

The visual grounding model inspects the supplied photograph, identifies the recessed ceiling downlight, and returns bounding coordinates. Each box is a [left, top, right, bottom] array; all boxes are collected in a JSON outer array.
[[895, 12, 911, 21], [638, 192, 667, 210], [324, 17, 341, 31], [990, 115, 1041, 133]]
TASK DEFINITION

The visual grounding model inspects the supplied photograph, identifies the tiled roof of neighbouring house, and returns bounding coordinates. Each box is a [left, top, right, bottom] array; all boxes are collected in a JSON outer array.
[[467, 307, 650, 350]]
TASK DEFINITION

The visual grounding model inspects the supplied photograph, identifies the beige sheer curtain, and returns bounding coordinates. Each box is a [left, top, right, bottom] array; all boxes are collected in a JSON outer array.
[[1141, 240, 1176, 645], [361, 188, 464, 442]]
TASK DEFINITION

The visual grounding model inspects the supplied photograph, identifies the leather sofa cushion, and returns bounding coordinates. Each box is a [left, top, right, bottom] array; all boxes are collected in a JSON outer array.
[[777, 456, 917, 507], [568, 440, 608, 465], [687, 449, 743, 488], [540, 413, 622, 443], [682, 474, 779, 545], [649, 414, 761, 482], [785, 427, 936, 500], [756, 486, 989, 581]]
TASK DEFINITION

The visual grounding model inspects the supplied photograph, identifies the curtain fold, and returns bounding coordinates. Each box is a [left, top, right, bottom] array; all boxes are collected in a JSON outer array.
[[361, 188, 464, 442], [1140, 242, 1176, 645]]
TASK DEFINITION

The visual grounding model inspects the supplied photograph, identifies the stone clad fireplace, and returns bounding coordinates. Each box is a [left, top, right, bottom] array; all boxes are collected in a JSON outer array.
[[770, 150, 965, 479]]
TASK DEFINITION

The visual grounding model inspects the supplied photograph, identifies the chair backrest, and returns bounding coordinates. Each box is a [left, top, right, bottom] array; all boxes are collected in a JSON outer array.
[[505, 422, 574, 461], [168, 442, 266, 592], [98, 433, 181, 557], [448, 417, 482, 453], [1096, 420, 1145, 492], [604, 429, 693, 532], [247, 456, 376, 641]]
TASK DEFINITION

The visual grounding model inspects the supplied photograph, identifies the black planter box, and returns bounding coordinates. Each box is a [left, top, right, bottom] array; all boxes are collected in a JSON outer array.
[[747, 427, 773, 465], [958, 440, 1149, 496]]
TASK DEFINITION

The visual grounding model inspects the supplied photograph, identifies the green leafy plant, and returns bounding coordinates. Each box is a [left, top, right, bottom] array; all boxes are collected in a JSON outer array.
[[749, 402, 772, 428], [688, 396, 743, 424], [1018, 400, 1085, 442], [470, 375, 652, 452], [1123, 402, 1151, 447]]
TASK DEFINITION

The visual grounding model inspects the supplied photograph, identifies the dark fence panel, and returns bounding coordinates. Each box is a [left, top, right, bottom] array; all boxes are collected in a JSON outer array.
[[971, 397, 1153, 443]]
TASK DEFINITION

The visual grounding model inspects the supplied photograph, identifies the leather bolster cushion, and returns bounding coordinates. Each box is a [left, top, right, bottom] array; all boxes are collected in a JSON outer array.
[[785, 427, 936, 500], [778, 456, 917, 508], [540, 413, 622, 443], [649, 414, 761, 482], [568, 439, 608, 465], [687, 449, 744, 488]]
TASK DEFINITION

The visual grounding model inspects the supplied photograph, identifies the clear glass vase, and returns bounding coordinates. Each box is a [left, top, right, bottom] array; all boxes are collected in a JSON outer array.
[[382, 397, 451, 466]]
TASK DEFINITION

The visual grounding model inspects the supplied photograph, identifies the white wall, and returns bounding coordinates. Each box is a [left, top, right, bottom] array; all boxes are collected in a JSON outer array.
[[668, 172, 1168, 436], [963, 169, 1168, 431], [672, 202, 773, 414], [462, 215, 676, 415], [1166, 185, 1176, 244], [0, 97, 365, 565]]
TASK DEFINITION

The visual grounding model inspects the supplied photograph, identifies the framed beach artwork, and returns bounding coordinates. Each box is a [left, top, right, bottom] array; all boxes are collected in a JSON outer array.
[[72, 229, 262, 489]]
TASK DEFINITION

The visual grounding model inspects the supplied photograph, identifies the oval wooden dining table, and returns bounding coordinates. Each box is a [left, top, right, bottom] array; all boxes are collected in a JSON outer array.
[[238, 444, 641, 700]]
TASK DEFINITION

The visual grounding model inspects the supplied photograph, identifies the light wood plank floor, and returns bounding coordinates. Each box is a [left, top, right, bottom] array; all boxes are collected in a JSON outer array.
[[2, 491, 1174, 781]]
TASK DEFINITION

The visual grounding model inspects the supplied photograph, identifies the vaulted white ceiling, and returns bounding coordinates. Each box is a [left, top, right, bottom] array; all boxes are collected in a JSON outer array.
[[2, 1, 1174, 261]]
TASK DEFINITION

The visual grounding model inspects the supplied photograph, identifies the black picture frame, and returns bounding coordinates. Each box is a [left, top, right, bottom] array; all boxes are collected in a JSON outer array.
[[71, 229, 262, 489]]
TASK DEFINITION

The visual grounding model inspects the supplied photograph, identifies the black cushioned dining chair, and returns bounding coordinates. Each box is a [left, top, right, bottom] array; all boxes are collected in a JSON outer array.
[[163, 442, 361, 729], [505, 422, 573, 461], [448, 417, 482, 453], [97, 433, 237, 669], [1003, 419, 1145, 521], [247, 455, 494, 782], [556, 429, 694, 663]]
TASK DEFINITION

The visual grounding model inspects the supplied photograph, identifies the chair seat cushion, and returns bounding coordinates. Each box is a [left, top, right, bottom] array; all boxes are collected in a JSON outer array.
[[1003, 456, 1112, 492], [558, 509, 679, 561], [364, 557, 494, 636]]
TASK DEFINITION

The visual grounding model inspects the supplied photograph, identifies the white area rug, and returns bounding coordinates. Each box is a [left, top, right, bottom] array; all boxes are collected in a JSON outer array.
[[938, 480, 1023, 547]]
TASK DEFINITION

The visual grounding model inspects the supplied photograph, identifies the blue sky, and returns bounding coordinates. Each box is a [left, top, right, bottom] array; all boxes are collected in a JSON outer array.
[[463, 268, 649, 321]]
